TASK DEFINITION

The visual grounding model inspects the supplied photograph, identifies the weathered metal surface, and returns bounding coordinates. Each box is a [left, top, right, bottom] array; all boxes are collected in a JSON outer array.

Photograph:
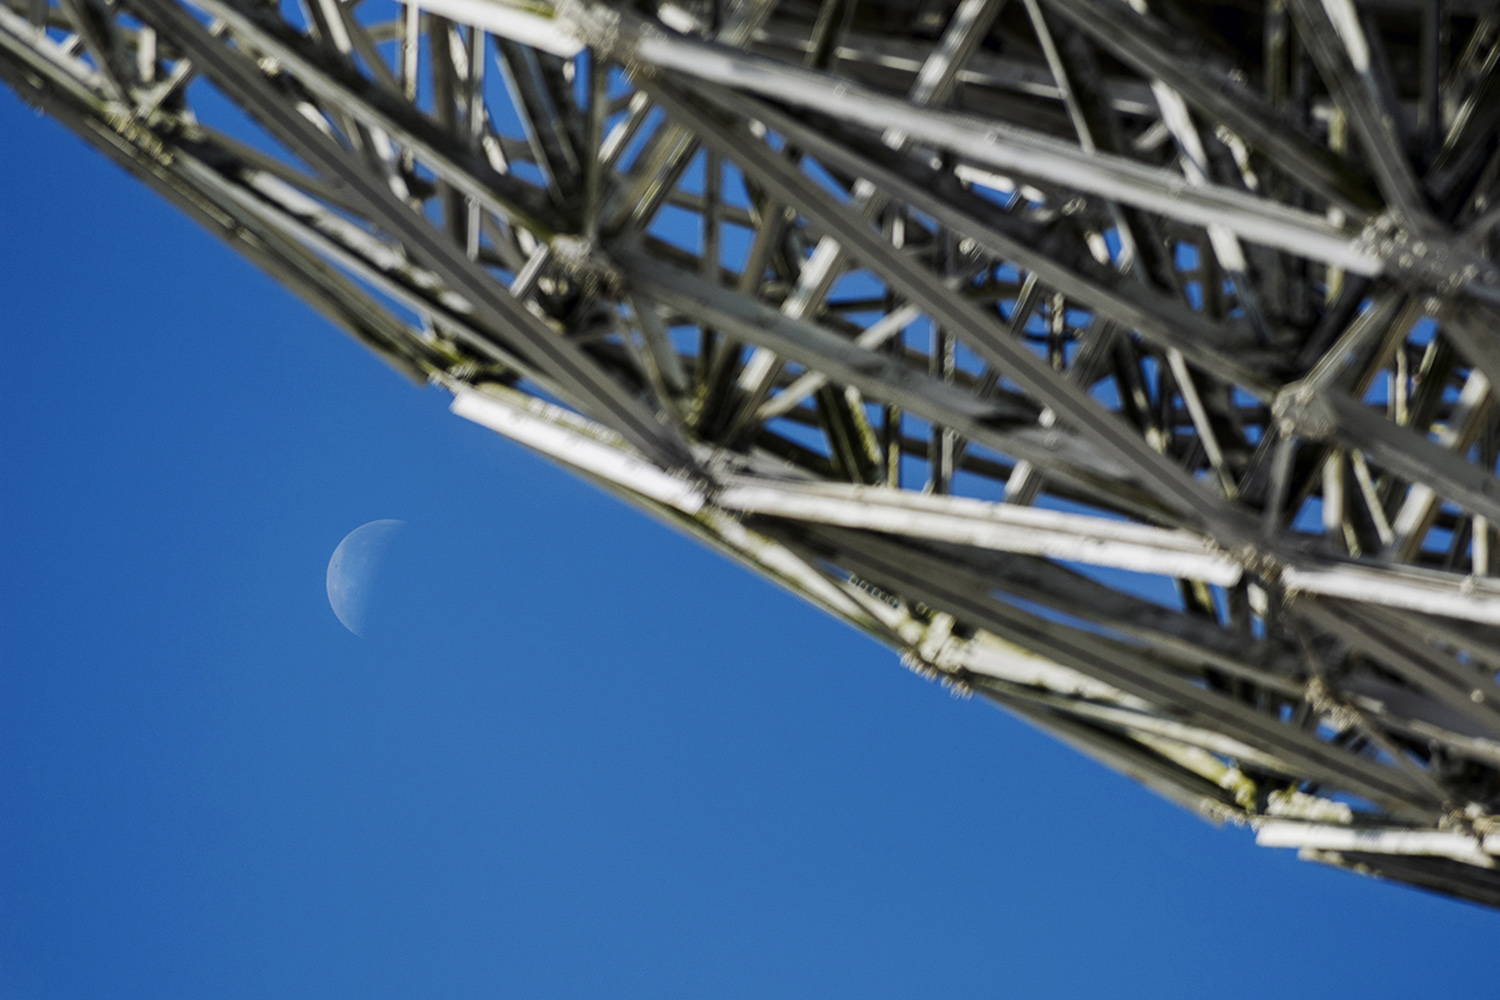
[[4, 0, 1499, 907]]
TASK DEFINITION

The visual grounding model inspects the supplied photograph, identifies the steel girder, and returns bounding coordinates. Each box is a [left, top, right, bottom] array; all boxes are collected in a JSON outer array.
[[4, 0, 1500, 906]]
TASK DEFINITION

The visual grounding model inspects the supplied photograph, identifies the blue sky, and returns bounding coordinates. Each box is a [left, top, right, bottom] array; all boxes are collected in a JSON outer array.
[[3, 94, 1498, 999]]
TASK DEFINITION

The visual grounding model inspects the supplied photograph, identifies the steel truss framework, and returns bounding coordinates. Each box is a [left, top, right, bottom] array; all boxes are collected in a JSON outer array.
[[7, 0, 1500, 905]]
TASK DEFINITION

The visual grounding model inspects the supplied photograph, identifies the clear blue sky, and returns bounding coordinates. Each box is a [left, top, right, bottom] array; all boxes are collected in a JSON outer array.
[[3, 93, 1497, 999]]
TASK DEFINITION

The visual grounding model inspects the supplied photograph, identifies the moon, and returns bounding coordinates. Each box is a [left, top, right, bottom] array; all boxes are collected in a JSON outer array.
[[327, 519, 406, 637]]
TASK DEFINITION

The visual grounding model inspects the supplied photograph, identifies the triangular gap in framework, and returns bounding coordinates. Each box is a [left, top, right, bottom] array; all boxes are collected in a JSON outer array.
[[1032, 0, 1378, 216], [1393, 315, 1500, 574]]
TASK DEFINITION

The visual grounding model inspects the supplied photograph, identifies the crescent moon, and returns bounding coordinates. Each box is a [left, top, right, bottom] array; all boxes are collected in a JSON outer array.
[[326, 519, 407, 637]]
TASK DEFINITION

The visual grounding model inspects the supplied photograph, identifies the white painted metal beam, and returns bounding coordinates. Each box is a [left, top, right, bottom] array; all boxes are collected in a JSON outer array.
[[1256, 820, 1500, 867], [609, 14, 1382, 274], [714, 477, 1244, 585]]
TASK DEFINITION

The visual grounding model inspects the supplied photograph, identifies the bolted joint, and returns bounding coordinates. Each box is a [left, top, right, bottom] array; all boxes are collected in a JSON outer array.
[[556, 0, 640, 67], [1354, 211, 1491, 293], [896, 654, 973, 699], [898, 649, 941, 681], [1271, 380, 1338, 441], [550, 235, 625, 298], [1231, 542, 1281, 584], [1304, 677, 1362, 735]]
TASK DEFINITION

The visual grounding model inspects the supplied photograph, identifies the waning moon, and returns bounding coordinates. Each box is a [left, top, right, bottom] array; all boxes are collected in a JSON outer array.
[[327, 519, 406, 637]]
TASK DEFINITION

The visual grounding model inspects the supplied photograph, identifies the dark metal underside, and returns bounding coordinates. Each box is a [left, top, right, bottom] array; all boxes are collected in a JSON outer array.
[[5, 0, 1500, 906]]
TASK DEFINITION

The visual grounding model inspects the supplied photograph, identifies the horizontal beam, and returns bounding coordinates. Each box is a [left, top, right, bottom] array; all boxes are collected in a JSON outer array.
[[457, 376, 1500, 628], [1257, 820, 1499, 867], [407, 0, 583, 57], [1283, 561, 1500, 625], [711, 87, 1280, 395], [605, 12, 1381, 274], [715, 476, 1243, 585], [808, 525, 1443, 813], [644, 78, 1263, 544], [450, 388, 706, 511]]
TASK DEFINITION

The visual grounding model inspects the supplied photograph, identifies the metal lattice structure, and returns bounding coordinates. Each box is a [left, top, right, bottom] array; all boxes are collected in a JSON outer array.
[[6, 0, 1500, 906]]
